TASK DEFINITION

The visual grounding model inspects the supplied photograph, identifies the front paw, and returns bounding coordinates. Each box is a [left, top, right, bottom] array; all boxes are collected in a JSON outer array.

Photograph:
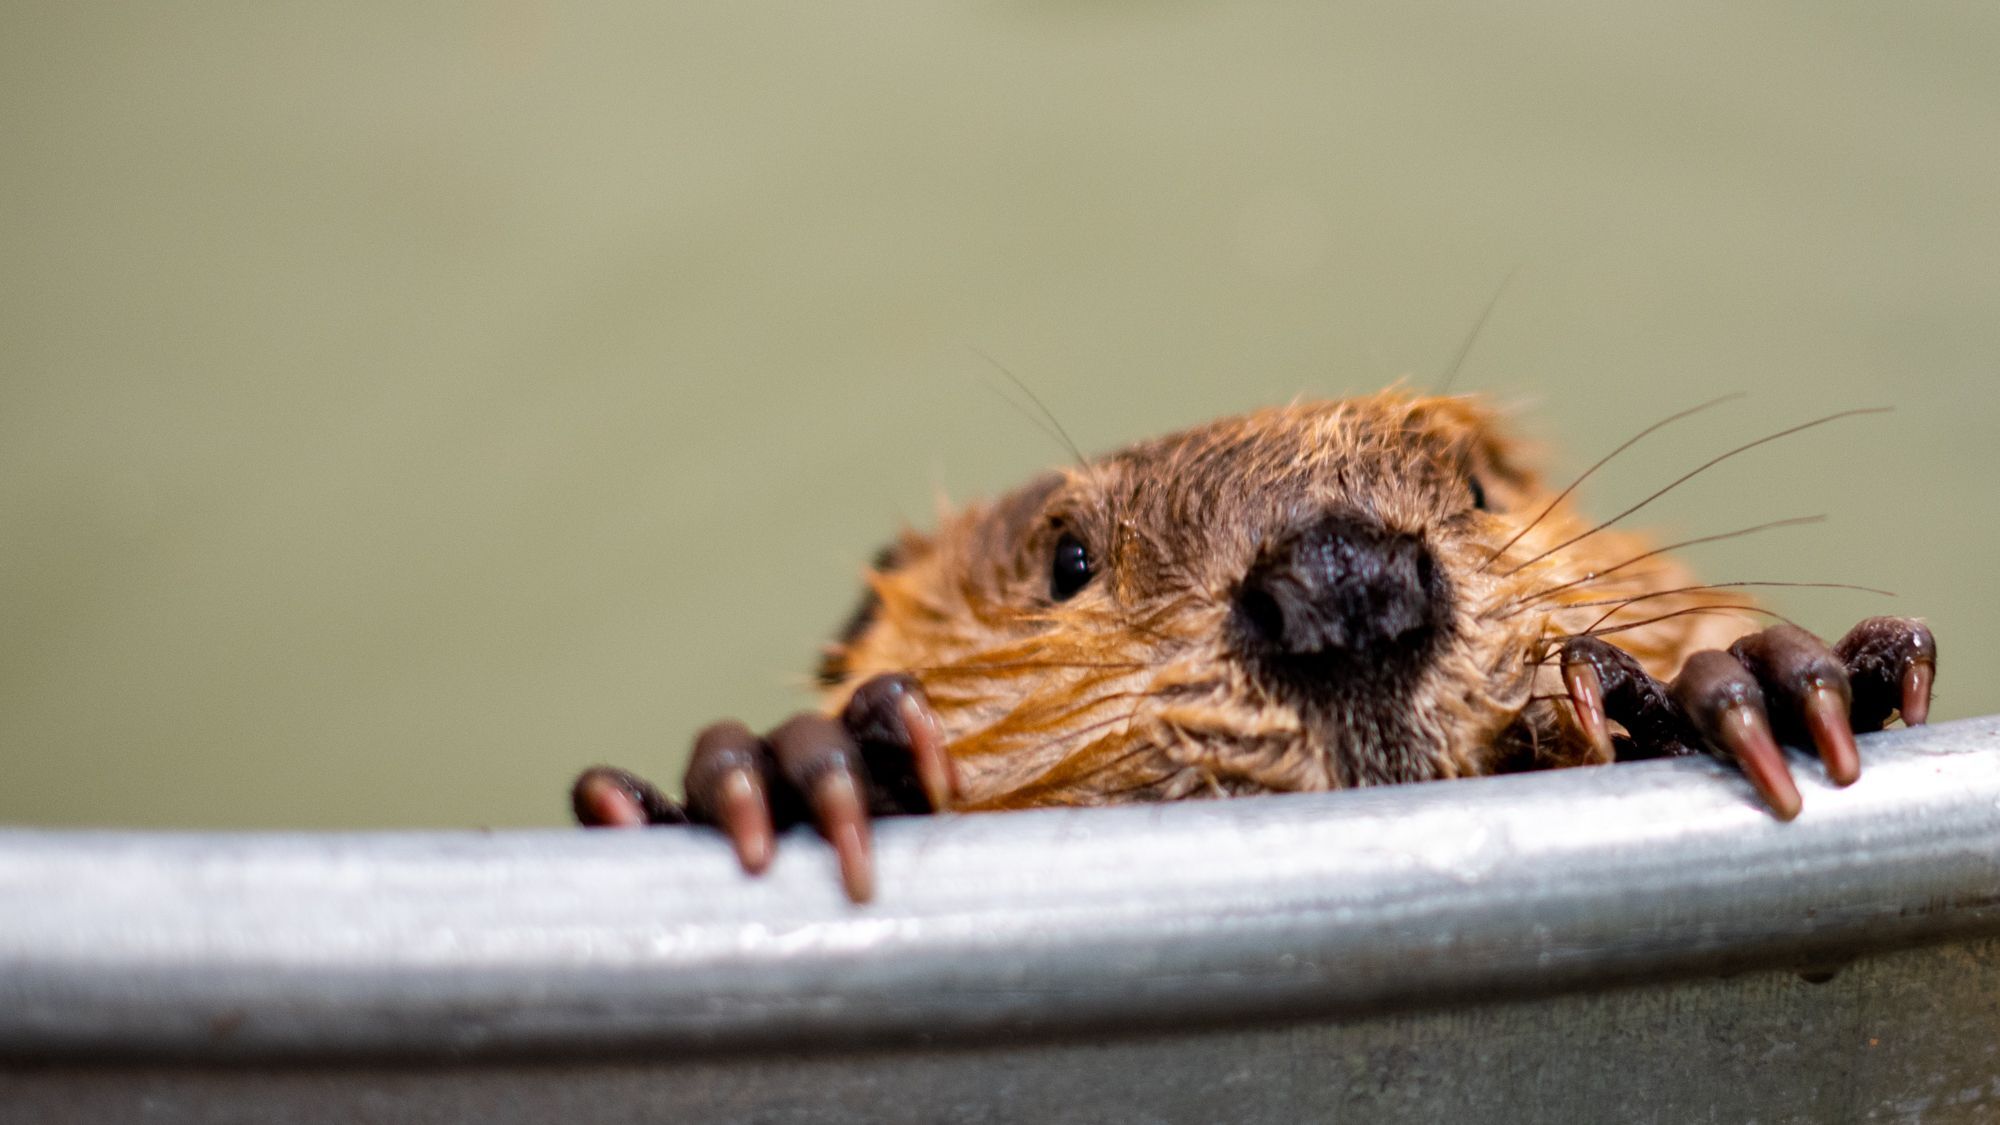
[[1560, 617, 1936, 818], [571, 673, 956, 903]]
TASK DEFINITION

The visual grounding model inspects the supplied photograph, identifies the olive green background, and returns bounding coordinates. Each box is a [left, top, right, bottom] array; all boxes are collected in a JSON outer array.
[[3, 4, 1993, 829]]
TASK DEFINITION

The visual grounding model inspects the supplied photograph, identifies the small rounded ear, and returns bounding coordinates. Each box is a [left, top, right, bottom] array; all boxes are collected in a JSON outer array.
[[1472, 418, 1542, 495], [1418, 394, 1543, 495], [816, 529, 934, 687], [815, 472, 1070, 688], [960, 472, 1067, 569]]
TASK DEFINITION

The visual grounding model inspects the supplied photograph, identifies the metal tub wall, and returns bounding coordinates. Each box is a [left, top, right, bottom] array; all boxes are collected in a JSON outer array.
[[4, 718, 1999, 1123]]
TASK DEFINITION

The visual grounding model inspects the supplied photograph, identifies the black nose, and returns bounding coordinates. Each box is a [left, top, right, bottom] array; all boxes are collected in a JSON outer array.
[[1233, 512, 1442, 660]]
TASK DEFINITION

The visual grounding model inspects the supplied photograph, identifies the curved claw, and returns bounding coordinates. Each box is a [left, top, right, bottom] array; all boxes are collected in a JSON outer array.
[[810, 772, 875, 903], [1833, 616, 1937, 733], [1800, 685, 1861, 787], [843, 673, 959, 815], [712, 767, 776, 874], [1561, 658, 1614, 762], [571, 766, 688, 828], [1713, 703, 1801, 821], [1672, 650, 1801, 820], [895, 687, 959, 810], [571, 770, 651, 828], [602, 682, 960, 903], [1901, 660, 1934, 727], [767, 713, 877, 904]]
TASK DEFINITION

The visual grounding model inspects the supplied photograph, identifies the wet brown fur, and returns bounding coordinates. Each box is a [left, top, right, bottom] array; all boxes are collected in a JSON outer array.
[[822, 391, 1748, 810]]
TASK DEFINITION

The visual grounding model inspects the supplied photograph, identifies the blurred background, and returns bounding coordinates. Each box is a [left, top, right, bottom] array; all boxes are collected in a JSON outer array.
[[3, 3, 1994, 829]]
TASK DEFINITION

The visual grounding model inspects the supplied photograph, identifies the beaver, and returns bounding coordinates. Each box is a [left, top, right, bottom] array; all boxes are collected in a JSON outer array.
[[573, 390, 1936, 902]]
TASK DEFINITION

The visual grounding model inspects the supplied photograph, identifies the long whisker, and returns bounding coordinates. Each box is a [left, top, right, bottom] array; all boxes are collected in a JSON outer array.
[[1563, 579, 1894, 617], [1547, 603, 1795, 648], [1488, 515, 1826, 618], [1480, 393, 1743, 571], [966, 345, 1088, 469], [1572, 581, 1892, 636], [1437, 266, 1519, 394], [1499, 407, 1888, 578]]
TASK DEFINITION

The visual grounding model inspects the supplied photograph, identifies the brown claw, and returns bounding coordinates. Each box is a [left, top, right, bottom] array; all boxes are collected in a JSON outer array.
[[895, 688, 959, 809], [714, 767, 776, 874], [1562, 658, 1614, 761], [1715, 704, 1801, 821], [811, 772, 875, 904], [1801, 685, 1861, 787], [571, 766, 687, 828], [1901, 661, 1934, 727], [572, 770, 650, 827]]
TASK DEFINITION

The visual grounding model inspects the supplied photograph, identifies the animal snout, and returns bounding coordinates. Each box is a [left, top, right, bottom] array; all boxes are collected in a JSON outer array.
[[1232, 512, 1443, 660]]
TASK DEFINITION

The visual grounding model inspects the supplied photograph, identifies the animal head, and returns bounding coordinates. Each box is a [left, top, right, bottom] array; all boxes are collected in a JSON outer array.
[[822, 391, 1726, 808]]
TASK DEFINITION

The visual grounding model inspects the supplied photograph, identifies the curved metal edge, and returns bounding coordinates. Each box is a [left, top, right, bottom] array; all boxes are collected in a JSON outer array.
[[2, 717, 1998, 1060]]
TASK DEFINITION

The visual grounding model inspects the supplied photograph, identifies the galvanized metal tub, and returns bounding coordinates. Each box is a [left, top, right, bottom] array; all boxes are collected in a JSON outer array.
[[4, 717, 1998, 1123]]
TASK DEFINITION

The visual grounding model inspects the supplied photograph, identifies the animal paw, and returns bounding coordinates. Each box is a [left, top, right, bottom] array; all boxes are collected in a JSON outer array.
[[571, 674, 955, 903], [1559, 616, 1936, 818]]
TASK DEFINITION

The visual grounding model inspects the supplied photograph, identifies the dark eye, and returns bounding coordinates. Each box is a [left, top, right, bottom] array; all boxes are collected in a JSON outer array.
[[1467, 475, 1490, 512], [1050, 531, 1094, 600]]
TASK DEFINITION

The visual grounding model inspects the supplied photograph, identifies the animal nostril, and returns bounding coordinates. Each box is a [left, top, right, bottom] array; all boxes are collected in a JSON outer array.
[[1233, 512, 1442, 660], [1236, 586, 1287, 650]]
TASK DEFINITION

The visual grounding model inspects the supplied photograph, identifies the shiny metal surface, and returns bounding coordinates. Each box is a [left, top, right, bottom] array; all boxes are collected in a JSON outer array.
[[7, 939, 1999, 1124], [3, 717, 1998, 1067]]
